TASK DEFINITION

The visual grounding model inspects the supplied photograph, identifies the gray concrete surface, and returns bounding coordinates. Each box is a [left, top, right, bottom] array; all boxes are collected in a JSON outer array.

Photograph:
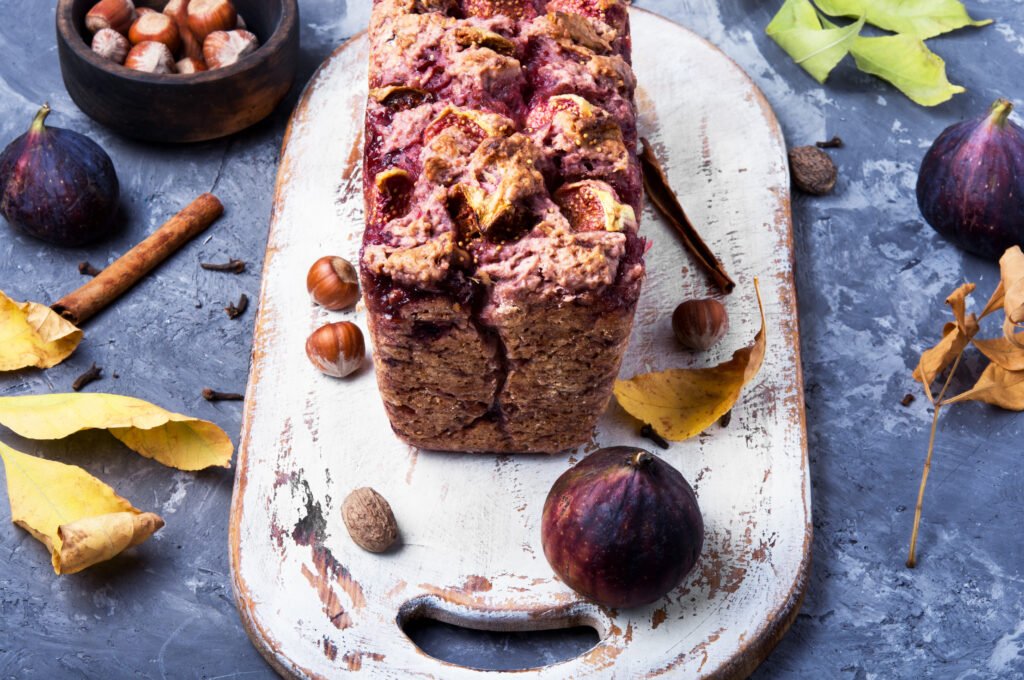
[[2, 1, 1024, 677]]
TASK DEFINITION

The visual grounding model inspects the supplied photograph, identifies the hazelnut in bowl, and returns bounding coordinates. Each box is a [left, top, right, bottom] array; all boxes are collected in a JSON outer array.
[[56, 0, 299, 143]]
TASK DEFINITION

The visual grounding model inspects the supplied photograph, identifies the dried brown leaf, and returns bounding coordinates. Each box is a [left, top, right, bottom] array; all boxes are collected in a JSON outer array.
[[943, 362, 1024, 411], [981, 280, 1005, 318], [912, 283, 979, 388], [972, 335, 1024, 372], [1001, 246, 1024, 324]]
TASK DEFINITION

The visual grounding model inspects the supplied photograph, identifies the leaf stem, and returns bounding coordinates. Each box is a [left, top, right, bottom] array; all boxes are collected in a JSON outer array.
[[907, 350, 964, 568]]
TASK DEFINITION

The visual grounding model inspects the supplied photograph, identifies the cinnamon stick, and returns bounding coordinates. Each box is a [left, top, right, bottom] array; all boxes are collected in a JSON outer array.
[[52, 194, 223, 325], [639, 138, 735, 294]]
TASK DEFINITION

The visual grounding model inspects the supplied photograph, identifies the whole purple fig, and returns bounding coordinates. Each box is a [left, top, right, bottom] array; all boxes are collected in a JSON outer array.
[[541, 447, 704, 609], [917, 98, 1024, 260], [0, 104, 119, 247]]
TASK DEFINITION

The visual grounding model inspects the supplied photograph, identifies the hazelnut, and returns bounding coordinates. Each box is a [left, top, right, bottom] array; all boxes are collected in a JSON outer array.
[[342, 487, 399, 553], [85, 0, 136, 35], [672, 298, 728, 351], [175, 57, 208, 74], [203, 29, 259, 69], [135, 6, 157, 16], [235, 13, 247, 29], [187, 0, 238, 44], [163, 0, 203, 61], [306, 322, 365, 378], [307, 256, 360, 310], [124, 41, 176, 74], [91, 28, 130, 63], [128, 12, 181, 54]]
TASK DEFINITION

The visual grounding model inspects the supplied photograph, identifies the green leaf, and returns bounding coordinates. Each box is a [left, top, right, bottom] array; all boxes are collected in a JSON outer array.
[[814, 0, 992, 39], [850, 34, 966, 106], [766, 0, 865, 83]]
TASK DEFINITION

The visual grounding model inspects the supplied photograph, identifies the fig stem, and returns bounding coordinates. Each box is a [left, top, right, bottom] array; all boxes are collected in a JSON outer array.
[[906, 349, 964, 568], [630, 450, 653, 468], [988, 98, 1013, 128], [30, 103, 51, 134]]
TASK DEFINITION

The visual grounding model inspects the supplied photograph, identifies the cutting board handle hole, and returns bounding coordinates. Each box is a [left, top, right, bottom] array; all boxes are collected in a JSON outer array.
[[397, 597, 606, 671]]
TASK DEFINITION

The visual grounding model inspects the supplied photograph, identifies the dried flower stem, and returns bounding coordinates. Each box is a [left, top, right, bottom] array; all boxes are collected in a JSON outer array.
[[907, 350, 964, 568]]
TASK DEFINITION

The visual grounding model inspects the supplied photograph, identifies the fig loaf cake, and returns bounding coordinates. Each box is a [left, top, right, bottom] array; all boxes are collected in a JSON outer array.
[[360, 0, 645, 453]]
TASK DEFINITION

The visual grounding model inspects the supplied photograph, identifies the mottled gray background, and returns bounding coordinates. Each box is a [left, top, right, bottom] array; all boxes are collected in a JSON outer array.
[[1, 0, 1023, 678]]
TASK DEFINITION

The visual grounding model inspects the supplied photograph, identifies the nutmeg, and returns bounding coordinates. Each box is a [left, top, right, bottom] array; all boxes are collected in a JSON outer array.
[[124, 41, 176, 74], [203, 29, 259, 69], [342, 487, 399, 553], [672, 298, 728, 351], [91, 28, 130, 63], [305, 322, 365, 378], [128, 12, 181, 54], [788, 145, 837, 196], [187, 0, 238, 44], [307, 256, 360, 310], [85, 0, 136, 35]]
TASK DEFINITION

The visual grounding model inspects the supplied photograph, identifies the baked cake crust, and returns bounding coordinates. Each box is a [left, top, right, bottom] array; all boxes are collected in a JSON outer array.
[[361, 0, 644, 453]]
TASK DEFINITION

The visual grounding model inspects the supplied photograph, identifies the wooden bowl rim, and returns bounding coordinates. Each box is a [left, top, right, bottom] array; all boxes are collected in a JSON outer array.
[[55, 0, 298, 86]]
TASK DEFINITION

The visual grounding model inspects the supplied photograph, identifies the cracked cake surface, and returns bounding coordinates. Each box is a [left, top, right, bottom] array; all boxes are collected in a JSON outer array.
[[360, 0, 645, 453]]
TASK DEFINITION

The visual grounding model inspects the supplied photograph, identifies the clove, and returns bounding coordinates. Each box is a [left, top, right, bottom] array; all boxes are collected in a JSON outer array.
[[201, 258, 246, 274], [202, 388, 244, 401], [78, 261, 102, 277], [639, 423, 670, 450], [816, 136, 844, 149], [719, 409, 733, 428], [225, 293, 249, 319], [72, 363, 103, 391]]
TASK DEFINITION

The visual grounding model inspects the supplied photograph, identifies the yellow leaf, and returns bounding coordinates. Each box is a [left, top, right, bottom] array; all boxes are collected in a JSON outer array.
[[943, 363, 1024, 411], [815, 0, 991, 40], [58, 512, 164, 575], [0, 290, 82, 371], [912, 283, 979, 388], [766, 0, 865, 84], [613, 281, 766, 441], [0, 393, 232, 471], [0, 442, 164, 574], [849, 34, 965, 107]]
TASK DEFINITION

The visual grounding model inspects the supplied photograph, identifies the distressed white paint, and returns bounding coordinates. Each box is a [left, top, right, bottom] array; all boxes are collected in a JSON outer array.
[[230, 10, 810, 678]]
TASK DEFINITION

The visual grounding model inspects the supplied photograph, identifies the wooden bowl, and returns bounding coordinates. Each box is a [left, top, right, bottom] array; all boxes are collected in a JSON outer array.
[[56, 0, 299, 143]]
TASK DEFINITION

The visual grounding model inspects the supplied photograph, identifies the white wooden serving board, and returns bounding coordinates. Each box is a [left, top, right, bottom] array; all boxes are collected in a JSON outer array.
[[230, 9, 809, 678]]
